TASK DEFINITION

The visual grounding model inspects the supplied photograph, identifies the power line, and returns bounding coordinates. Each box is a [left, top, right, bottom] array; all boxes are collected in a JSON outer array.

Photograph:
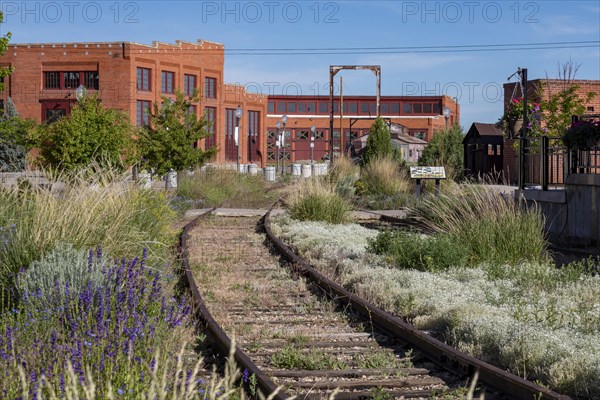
[[117, 40, 599, 56], [224, 41, 600, 52]]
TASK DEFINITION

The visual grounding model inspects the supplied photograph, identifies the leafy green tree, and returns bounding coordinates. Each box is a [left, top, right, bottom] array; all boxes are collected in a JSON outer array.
[[138, 90, 216, 176], [0, 12, 13, 90], [361, 117, 393, 165], [541, 84, 595, 138], [0, 98, 35, 172], [419, 124, 465, 179], [34, 95, 138, 171]]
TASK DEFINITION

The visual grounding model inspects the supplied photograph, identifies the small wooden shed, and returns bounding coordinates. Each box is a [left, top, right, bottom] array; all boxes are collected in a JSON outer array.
[[463, 123, 504, 179]]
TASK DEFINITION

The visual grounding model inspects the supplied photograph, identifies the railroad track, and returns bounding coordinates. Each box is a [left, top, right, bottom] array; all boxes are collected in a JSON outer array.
[[179, 208, 571, 400]]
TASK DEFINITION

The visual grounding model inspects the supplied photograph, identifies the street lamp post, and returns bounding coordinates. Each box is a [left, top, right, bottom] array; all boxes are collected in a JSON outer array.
[[276, 121, 281, 175], [75, 84, 87, 103], [310, 125, 316, 164], [443, 106, 451, 128], [281, 115, 288, 176], [235, 105, 243, 173]]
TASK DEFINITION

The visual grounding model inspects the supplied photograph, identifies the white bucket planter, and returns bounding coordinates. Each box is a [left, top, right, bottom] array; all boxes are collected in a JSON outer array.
[[138, 172, 152, 189], [247, 164, 258, 176], [264, 166, 276, 182], [291, 163, 301, 176], [301, 164, 312, 178], [165, 170, 177, 189]]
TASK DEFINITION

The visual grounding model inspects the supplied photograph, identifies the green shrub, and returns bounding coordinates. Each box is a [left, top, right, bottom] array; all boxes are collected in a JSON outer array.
[[17, 242, 110, 302], [367, 230, 468, 272], [177, 167, 275, 208], [360, 156, 410, 196], [417, 185, 547, 266], [287, 179, 352, 224], [0, 169, 176, 290], [361, 117, 393, 166]]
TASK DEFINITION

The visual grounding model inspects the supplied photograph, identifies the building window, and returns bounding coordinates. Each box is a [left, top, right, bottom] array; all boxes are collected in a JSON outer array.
[[44, 71, 99, 90], [204, 106, 216, 150], [136, 100, 151, 127], [413, 131, 427, 141], [161, 71, 175, 94], [84, 72, 99, 90], [63, 72, 80, 89], [184, 74, 197, 97], [42, 101, 70, 124], [137, 68, 151, 91], [297, 130, 309, 140], [44, 72, 60, 89], [205, 77, 217, 99], [277, 102, 286, 113]]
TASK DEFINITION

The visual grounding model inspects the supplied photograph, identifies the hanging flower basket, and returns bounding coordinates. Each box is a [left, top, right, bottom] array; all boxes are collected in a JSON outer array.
[[507, 118, 524, 138]]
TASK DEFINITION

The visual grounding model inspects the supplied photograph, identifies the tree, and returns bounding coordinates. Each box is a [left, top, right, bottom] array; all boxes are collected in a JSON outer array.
[[138, 90, 216, 176], [419, 124, 465, 179], [0, 98, 35, 172], [540, 60, 595, 138], [33, 95, 138, 171], [0, 12, 13, 90], [361, 117, 393, 165]]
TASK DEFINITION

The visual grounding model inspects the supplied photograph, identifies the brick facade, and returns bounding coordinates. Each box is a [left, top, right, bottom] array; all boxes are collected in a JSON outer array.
[[0, 40, 268, 166]]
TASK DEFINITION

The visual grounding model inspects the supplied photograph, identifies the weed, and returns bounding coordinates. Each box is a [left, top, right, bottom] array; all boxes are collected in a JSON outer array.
[[271, 346, 347, 370]]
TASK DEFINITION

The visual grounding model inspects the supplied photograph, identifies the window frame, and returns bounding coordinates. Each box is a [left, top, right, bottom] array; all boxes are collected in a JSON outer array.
[[161, 71, 175, 94], [205, 77, 217, 99], [184, 74, 197, 97], [136, 67, 151, 91], [136, 100, 152, 127]]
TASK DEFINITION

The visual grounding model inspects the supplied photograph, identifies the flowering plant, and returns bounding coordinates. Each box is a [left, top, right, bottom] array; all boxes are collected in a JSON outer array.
[[505, 97, 540, 120], [563, 120, 600, 150]]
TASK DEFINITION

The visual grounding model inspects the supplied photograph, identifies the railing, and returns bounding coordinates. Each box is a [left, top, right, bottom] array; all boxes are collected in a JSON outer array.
[[520, 137, 600, 190]]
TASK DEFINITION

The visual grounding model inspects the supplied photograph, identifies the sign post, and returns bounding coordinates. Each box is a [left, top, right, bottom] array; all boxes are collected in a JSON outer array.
[[410, 166, 446, 198]]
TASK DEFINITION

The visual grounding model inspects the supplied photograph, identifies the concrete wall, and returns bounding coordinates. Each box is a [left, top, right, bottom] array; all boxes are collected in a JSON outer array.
[[516, 174, 600, 247]]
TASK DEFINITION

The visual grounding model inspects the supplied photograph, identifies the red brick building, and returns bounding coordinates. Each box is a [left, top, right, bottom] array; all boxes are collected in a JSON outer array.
[[0, 39, 461, 167], [0, 40, 268, 166], [502, 79, 600, 184], [265, 95, 459, 163]]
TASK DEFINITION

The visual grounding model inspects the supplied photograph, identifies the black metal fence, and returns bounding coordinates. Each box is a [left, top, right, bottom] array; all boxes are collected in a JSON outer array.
[[520, 137, 600, 190]]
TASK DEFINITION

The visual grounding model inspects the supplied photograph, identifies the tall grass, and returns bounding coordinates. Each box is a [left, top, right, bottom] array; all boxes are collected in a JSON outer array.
[[415, 184, 548, 265], [286, 178, 352, 224], [0, 169, 176, 289], [328, 156, 359, 184], [177, 167, 276, 208], [359, 156, 410, 196]]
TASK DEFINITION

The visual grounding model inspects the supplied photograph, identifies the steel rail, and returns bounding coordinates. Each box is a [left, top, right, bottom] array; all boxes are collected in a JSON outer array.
[[178, 209, 288, 400], [262, 208, 571, 400]]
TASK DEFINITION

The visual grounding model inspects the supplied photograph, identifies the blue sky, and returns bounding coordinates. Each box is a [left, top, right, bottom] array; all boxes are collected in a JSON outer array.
[[2, 0, 599, 128]]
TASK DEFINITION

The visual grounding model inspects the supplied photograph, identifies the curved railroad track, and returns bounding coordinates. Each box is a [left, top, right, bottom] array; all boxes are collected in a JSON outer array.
[[179, 208, 571, 400]]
